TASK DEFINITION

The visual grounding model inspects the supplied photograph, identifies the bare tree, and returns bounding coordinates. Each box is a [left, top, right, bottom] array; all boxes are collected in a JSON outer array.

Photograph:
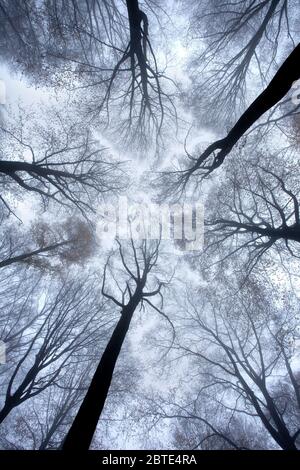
[[36, 371, 90, 450], [166, 42, 300, 190], [0, 265, 43, 377], [75, 0, 174, 146], [0, 275, 111, 424], [0, 0, 45, 74], [204, 155, 300, 274], [63, 238, 172, 450], [186, 0, 298, 119], [153, 285, 300, 450], [0, 366, 89, 449], [0, 108, 124, 215], [0, 0, 174, 146], [0, 217, 96, 270], [2, 0, 300, 452], [171, 410, 271, 450]]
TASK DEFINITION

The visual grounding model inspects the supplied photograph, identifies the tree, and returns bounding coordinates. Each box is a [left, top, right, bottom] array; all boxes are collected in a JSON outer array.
[[37, 370, 90, 450], [0, 367, 89, 449], [0, 0, 173, 146], [170, 43, 300, 189], [168, 285, 300, 450], [186, 0, 298, 119], [0, 107, 123, 215], [63, 238, 172, 450], [0, 217, 96, 270], [0, 265, 43, 377], [0, 274, 110, 424], [1, 0, 300, 452], [204, 155, 300, 274]]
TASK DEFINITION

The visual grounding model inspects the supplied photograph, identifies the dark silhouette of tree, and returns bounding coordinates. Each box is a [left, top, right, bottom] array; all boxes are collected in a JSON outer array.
[[0, 0, 173, 145], [186, 0, 298, 119], [0, 240, 70, 269], [0, 110, 123, 215], [63, 238, 171, 450], [204, 156, 300, 274], [0, 276, 109, 424], [168, 43, 300, 191], [0, 218, 96, 270], [154, 286, 300, 450], [0, 266, 43, 376]]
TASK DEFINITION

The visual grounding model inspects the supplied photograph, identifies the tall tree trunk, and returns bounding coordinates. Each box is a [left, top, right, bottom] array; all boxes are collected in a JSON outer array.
[[222, 42, 300, 152], [0, 402, 14, 424], [62, 295, 141, 450], [191, 43, 300, 174]]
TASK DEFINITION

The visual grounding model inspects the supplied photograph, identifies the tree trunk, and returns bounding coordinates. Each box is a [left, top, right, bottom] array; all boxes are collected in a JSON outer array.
[[192, 43, 300, 173], [0, 400, 15, 424], [62, 296, 140, 450]]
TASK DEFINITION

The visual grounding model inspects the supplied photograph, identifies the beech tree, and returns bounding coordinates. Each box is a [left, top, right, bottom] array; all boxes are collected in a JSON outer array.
[[0, 0, 173, 145], [1, 0, 300, 452], [0, 108, 123, 215], [168, 43, 300, 190], [62, 238, 172, 450], [186, 0, 298, 118], [0, 217, 96, 270], [0, 367, 89, 449], [0, 274, 110, 425], [147, 282, 300, 450], [203, 155, 300, 275]]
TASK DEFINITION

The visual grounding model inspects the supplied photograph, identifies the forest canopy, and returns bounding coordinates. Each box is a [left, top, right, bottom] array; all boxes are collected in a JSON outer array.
[[0, 0, 299, 451]]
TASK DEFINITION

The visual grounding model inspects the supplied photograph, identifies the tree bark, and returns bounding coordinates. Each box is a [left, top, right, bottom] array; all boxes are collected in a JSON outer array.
[[62, 293, 141, 450], [0, 401, 14, 424], [223, 42, 300, 153]]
